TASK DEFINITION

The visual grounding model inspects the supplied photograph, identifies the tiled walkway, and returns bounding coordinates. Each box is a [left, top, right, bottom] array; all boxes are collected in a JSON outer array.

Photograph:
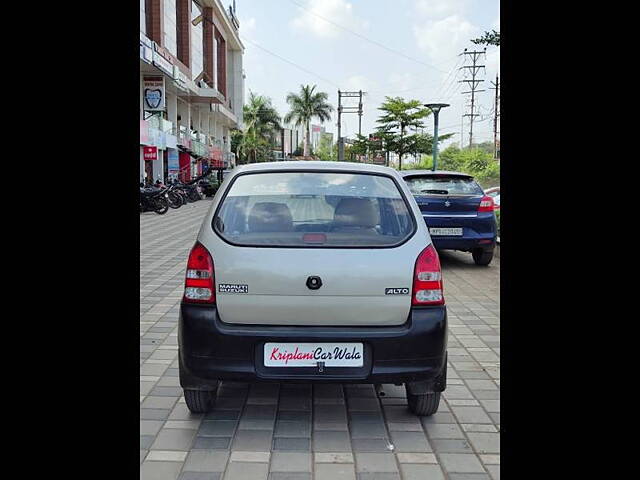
[[140, 199, 500, 480]]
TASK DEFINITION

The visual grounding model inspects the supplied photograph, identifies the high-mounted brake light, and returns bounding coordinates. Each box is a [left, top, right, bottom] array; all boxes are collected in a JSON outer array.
[[478, 195, 494, 212], [412, 244, 444, 306], [183, 242, 215, 304]]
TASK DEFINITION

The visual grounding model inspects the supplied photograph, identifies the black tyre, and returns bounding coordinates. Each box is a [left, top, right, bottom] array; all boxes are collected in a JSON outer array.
[[184, 388, 217, 413], [153, 197, 169, 215], [406, 390, 441, 416], [472, 248, 493, 266], [168, 192, 182, 209]]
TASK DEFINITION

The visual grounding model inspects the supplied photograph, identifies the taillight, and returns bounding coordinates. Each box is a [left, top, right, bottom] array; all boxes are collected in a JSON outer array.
[[478, 195, 494, 212], [412, 244, 444, 306], [183, 242, 215, 304]]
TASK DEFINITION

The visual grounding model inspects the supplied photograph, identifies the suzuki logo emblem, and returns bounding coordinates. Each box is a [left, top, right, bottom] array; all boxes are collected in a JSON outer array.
[[444, 200, 451, 207]]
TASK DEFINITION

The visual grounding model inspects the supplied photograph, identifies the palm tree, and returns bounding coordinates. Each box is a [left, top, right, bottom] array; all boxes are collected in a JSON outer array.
[[240, 91, 282, 163], [284, 84, 334, 157]]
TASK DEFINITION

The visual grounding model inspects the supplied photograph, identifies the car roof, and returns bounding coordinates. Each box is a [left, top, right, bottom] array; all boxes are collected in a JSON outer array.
[[399, 170, 475, 178], [232, 161, 399, 175]]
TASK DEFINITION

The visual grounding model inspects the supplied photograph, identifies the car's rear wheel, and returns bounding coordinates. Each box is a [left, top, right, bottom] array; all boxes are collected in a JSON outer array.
[[184, 388, 217, 413], [472, 248, 493, 266], [406, 390, 441, 416]]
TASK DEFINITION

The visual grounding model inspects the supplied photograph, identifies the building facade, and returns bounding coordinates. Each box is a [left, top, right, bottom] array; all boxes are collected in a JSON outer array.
[[140, 0, 244, 183]]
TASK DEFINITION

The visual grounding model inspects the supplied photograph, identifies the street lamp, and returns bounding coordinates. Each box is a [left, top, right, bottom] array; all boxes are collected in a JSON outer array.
[[424, 103, 449, 171]]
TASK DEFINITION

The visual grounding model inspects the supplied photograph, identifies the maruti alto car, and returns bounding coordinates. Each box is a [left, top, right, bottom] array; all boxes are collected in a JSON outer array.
[[179, 162, 448, 416]]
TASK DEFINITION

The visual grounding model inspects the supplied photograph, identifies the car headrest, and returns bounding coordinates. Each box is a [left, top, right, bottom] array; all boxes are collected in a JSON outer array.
[[333, 198, 379, 228], [248, 202, 294, 233]]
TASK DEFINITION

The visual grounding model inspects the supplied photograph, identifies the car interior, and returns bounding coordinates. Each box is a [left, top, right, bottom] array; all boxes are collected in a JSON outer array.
[[215, 195, 413, 245]]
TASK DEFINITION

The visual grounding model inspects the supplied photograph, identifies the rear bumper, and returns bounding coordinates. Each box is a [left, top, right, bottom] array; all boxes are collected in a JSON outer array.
[[431, 235, 495, 251], [178, 304, 447, 388], [424, 213, 497, 251]]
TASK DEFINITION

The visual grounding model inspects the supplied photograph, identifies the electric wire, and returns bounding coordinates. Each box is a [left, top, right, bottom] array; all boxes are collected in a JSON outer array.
[[287, 0, 450, 74]]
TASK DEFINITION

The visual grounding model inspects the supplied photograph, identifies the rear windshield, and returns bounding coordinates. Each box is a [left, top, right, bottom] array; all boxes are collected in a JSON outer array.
[[213, 171, 414, 247], [404, 175, 484, 195]]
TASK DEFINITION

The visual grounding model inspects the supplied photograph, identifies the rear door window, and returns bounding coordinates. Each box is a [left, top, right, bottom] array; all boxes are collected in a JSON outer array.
[[404, 175, 484, 195], [213, 171, 415, 247]]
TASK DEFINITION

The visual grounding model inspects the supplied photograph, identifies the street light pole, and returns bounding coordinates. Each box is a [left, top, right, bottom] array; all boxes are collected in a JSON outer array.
[[424, 103, 449, 171]]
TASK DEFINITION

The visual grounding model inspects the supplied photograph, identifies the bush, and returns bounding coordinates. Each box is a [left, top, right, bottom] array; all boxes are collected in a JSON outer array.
[[401, 146, 499, 186]]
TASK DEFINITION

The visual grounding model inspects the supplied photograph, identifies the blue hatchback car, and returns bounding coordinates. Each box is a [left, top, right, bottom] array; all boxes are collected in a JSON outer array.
[[401, 170, 497, 265]]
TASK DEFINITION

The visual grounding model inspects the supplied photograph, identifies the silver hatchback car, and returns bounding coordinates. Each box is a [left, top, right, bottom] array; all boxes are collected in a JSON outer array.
[[178, 161, 448, 416]]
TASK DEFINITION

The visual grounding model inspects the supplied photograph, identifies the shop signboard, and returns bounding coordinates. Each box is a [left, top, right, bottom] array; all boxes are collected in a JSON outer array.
[[167, 148, 180, 177], [143, 146, 158, 162], [140, 33, 153, 63], [173, 66, 189, 92], [143, 76, 166, 112], [152, 46, 174, 77]]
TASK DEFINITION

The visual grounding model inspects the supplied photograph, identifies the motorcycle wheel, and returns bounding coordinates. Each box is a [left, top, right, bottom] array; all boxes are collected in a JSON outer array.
[[153, 197, 169, 215], [168, 192, 182, 209]]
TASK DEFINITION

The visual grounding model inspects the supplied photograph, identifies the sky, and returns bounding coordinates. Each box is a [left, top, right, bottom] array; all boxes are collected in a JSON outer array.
[[224, 0, 499, 149]]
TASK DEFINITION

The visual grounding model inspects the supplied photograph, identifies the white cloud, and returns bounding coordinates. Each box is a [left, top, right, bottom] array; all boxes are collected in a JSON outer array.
[[485, 47, 500, 78], [345, 74, 376, 92], [414, 0, 470, 18], [385, 72, 415, 92], [291, 0, 368, 39], [244, 17, 256, 31], [413, 14, 480, 64]]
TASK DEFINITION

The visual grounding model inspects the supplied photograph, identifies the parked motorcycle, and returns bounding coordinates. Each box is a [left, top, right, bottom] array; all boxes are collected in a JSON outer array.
[[173, 181, 202, 202], [165, 184, 185, 209], [140, 187, 169, 215]]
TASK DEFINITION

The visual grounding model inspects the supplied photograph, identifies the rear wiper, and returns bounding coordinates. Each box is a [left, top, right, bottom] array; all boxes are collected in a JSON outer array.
[[420, 189, 449, 195]]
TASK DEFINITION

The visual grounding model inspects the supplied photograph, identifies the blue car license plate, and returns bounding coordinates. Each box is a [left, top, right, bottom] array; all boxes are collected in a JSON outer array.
[[429, 227, 463, 236]]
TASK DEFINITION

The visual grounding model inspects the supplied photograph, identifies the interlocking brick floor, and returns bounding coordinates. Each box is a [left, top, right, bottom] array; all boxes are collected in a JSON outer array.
[[140, 199, 500, 480]]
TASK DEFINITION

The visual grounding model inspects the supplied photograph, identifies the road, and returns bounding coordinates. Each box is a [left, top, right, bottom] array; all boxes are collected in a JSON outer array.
[[140, 199, 500, 480]]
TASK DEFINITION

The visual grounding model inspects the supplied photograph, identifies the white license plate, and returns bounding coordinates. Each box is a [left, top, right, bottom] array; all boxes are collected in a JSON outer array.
[[430, 227, 463, 236], [264, 343, 363, 367]]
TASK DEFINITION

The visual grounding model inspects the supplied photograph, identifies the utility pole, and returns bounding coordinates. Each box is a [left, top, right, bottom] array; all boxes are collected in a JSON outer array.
[[459, 48, 486, 148], [337, 91, 342, 161], [337, 90, 364, 161], [489, 74, 500, 159], [358, 90, 363, 136]]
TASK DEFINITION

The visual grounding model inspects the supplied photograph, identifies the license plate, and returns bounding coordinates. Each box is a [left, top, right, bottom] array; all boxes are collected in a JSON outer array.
[[264, 343, 363, 367], [430, 227, 463, 236]]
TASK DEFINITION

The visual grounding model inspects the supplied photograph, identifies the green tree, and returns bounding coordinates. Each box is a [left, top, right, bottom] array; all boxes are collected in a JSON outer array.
[[236, 91, 282, 163], [413, 132, 455, 160], [375, 97, 430, 170], [472, 30, 500, 46], [469, 141, 495, 156], [284, 85, 334, 157], [316, 134, 336, 161], [438, 145, 465, 171], [350, 134, 371, 158], [400, 144, 500, 187]]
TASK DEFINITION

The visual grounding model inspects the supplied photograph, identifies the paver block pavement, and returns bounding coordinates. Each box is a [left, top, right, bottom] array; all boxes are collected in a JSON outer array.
[[140, 201, 500, 480]]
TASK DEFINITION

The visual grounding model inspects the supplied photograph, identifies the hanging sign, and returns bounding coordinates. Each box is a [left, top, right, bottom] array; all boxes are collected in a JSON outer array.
[[143, 76, 166, 111], [143, 146, 158, 162]]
